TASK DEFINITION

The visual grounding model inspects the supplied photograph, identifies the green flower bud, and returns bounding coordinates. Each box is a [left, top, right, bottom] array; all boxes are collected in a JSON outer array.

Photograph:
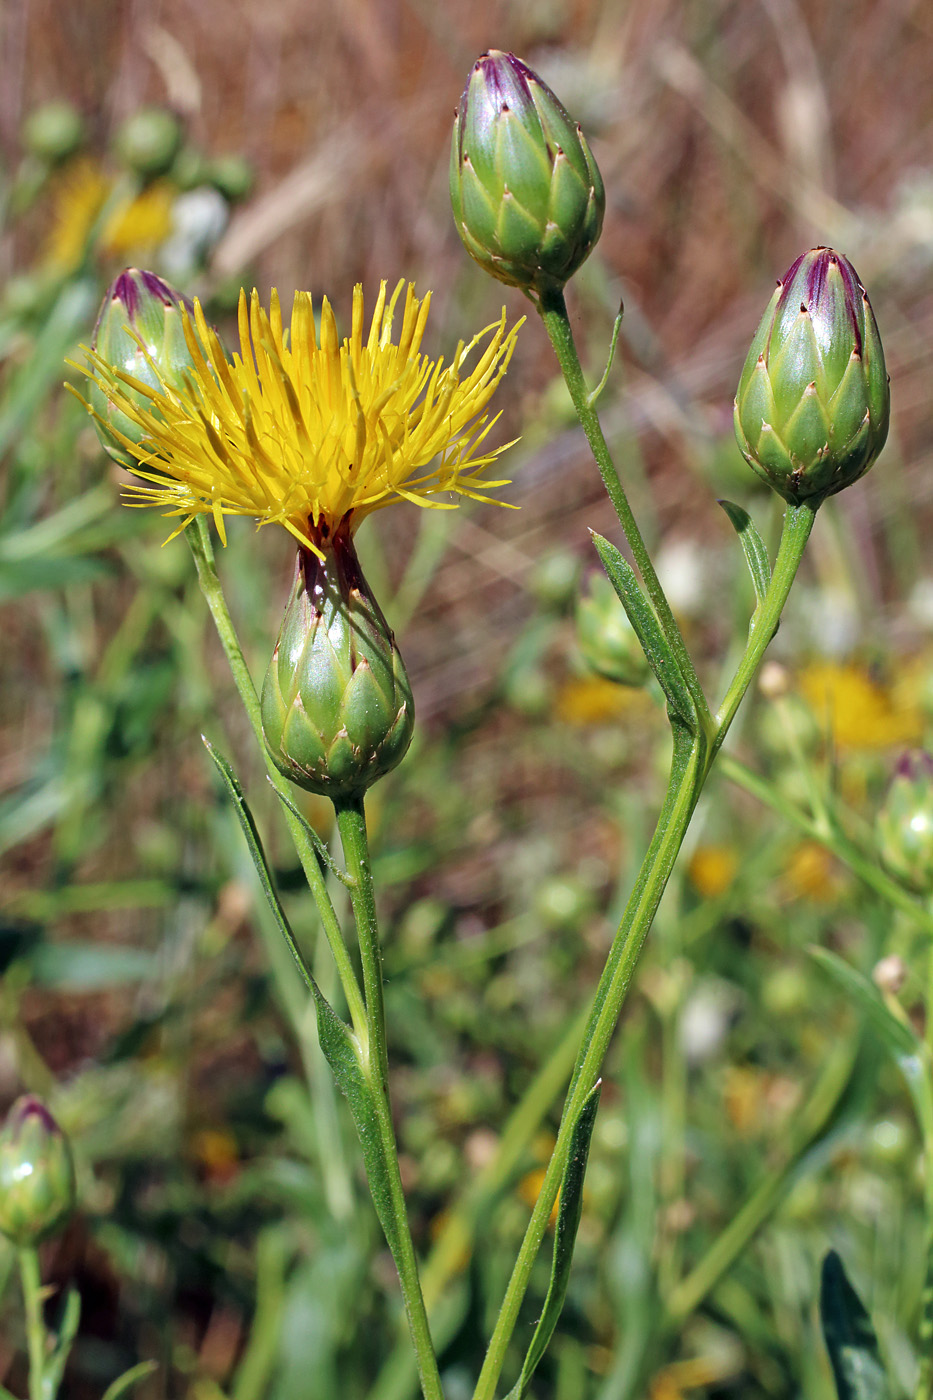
[[576, 572, 650, 687], [0, 1096, 76, 1246], [261, 523, 414, 800], [87, 268, 199, 467], [734, 247, 889, 504], [21, 101, 85, 163], [450, 50, 605, 297], [877, 751, 933, 893], [113, 107, 183, 177]]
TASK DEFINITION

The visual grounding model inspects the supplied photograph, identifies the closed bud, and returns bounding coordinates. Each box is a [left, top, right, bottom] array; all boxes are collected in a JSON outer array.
[[734, 247, 889, 504], [113, 107, 183, 177], [450, 50, 604, 297], [877, 750, 933, 893], [22, 101, 85, 164], [261, 522, 414, 800], [576, 572, 650, 687], [0, 1096, 76, 1246], [87, 268, 200, 467]]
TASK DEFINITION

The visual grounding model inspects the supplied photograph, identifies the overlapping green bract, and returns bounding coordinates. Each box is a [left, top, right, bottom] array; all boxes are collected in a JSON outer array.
[[734, 247, 889, 504], [88, 267, 200, 468], [261, 524, 414, 799], [450, 50, 604, 297], [0, 1095, 76, 1246]]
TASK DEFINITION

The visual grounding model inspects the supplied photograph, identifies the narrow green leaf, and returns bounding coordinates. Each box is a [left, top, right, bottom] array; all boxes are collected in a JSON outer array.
[[505, 1081, 602, 1400], [810, 947, 933, 1138], [270, 781, 353, 887], [820, 1251, 890, 1400], [100, 1361, 159, 1400], [718, 500, 771, 606], [204, 740, 403, 1259], [45, 1284, 82, 1394], [589, 533, 695, 728]]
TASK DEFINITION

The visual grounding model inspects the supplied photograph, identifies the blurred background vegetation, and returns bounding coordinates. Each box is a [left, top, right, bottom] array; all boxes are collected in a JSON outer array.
[[3, 0, 933, 1396]]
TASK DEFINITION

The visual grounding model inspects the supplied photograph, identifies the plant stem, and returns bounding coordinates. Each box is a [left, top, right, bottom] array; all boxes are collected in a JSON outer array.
[[473, 503, 817, 1397], [336, 796, 444, 1400], [536, 288, 711, 730], [187, 519, 367, 1042], [18, 1247, 45, 1400]]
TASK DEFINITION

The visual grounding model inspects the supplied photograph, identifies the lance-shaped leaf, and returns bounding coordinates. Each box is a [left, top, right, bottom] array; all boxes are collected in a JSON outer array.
[[820, 1251, 890, 1400], [505, 1081, 601, 1400], [203, 739, 404, 1260], [590, 533, 695, 729], [718, 499, 771, 608]]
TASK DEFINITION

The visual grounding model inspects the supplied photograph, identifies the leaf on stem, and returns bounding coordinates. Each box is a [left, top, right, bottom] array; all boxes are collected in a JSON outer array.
[[718, 500, 771, 607], [809, 947, 933, 1135], [203, 739, 406, 1260], [269, 781, 354, 887], [45, 1284, 81, 1395], [590, 533, 696, 729], [504, 1081, 602, 1400], [100, 1361, 160, 1400], [819, 1250, 890, 1400]]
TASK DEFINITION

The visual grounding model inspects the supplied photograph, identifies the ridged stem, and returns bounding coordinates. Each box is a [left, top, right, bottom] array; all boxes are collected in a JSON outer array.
[[336, 796, 444, 1400], [18, 1247, 45, 1400]]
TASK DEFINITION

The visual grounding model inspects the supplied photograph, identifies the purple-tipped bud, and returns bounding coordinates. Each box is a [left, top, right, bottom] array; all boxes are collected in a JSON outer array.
[[450, 50, 604, 297], [0, 1095, 76, 1246], [877, 750, 933, 893], [87, 268, 201, 468], [734, 248, 889, 504]]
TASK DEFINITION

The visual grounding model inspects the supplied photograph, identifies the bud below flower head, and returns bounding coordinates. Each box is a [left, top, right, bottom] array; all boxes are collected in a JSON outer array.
[[734, 247, 889, 504], [576, 572, 650, 687], [261, 521, 415, 800], [877, 750, 933, 894], [88, 268, 200, 468], [0, 1095, 76, 1247], [450, 50, 604, 297]]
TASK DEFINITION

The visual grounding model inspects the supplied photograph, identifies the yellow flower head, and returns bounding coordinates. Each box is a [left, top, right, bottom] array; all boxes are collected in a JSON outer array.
[[77, 278, 522, 555]]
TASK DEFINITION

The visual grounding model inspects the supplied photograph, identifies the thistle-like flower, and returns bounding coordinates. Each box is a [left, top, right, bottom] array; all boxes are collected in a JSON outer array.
[[450, 50, 604, 297], [74, 277, 521, 554], [734, 247, 889, 504], [75, 275, 521, 796]]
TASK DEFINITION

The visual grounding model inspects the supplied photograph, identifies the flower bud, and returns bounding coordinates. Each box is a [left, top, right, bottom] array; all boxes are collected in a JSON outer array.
[[21, 101, 85, 164], [876, 750, 933, 893], [450, 50, 604, 297], [113, 107, 183, 177], [0, 1096, 76, 1246], [87, 268, 198, 467], [261, 522, 414, 800], [576, 572, 650, 687], [734, 247, 889, 504]]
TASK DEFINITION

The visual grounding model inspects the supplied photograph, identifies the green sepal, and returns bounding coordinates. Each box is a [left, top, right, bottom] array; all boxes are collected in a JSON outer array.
[[504, 1082, 601, 1400], [827, 353, 870, 447], [782, 383, 832, 471], [718, 500, 771, 607], [819, 1251, 890, 1400], [590, 532, 696, 729]]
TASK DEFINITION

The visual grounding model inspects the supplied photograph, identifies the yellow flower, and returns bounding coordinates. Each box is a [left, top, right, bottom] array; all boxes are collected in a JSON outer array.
[[797, 661, 923, 749], [77, 280, 522, 555], [687, 845, 738, 898], [43, 158, 175, 270]]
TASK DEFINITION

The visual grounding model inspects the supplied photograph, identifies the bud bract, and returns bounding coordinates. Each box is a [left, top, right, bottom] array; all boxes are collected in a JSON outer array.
[[450, 50, 604, 297], [87, 268, 199, 467], [261, 523, 414, 800], [0, 1095, 76, 1246], [576, 572, 650, 687], [877, 750, 933, 893], [734, 247, 889, 504]]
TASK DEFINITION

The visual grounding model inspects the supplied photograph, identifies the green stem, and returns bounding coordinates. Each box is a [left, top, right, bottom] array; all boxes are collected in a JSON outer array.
[[474, 500, 818, 1400], [336, 796, 444, 1400], [18, 1247, 45, 1400], [537, 288, 711, 730], [187, 518, 366, 1041]]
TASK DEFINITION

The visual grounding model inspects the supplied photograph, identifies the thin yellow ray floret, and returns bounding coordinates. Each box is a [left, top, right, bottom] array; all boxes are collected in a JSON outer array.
[[76, 279, 523, 555]]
